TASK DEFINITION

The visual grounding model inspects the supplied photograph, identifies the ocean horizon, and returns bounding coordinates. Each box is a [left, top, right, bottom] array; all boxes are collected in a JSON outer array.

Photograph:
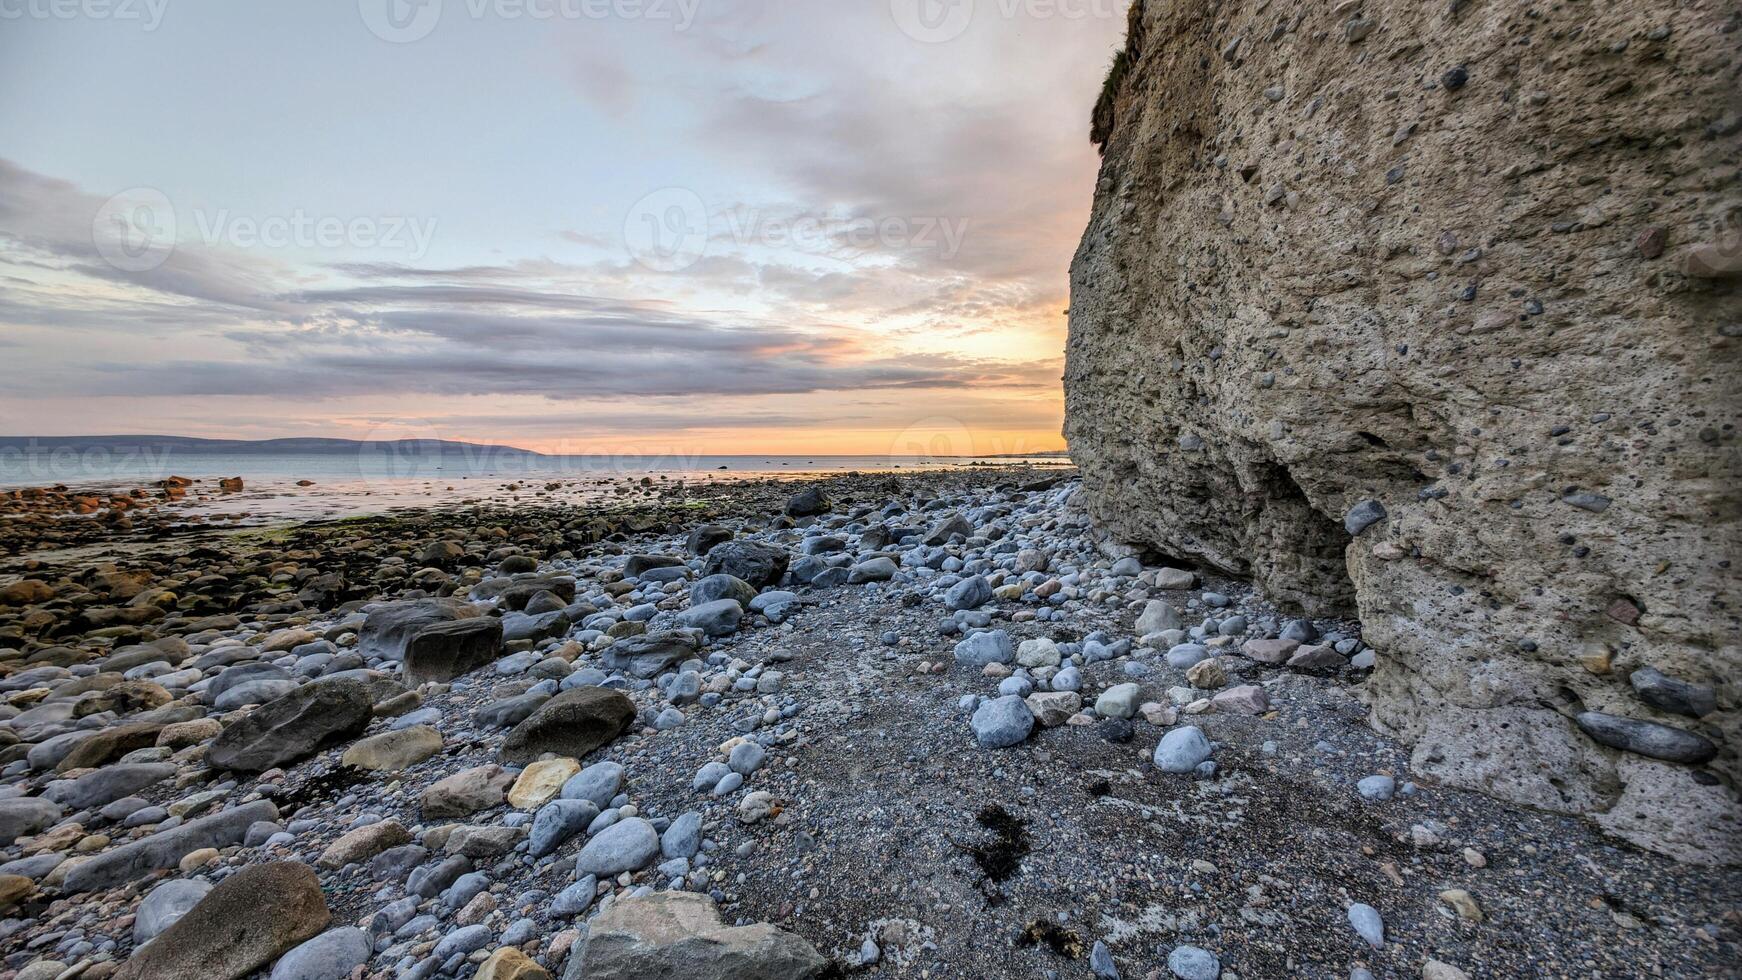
[[0, 446, 1072, 491]]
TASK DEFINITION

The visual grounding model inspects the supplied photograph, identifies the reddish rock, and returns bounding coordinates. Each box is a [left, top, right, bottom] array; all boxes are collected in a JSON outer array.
[[1240, 638, 1299, 665]]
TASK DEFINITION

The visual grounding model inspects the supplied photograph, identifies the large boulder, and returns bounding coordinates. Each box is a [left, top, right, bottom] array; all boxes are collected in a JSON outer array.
[[357, 598, 480, 662], [205, 679, 373, 773], [0, 797, 64, 847], [44, 763, 176, 809], [342, 726, 444, 772], [501, 610, 571, 643], [690, 574, 758, 609], [115, 861, 329, 980], [1066, 0, 1741, 861], [423, 764, 513, 819], [686, 525, 733, 556], [564, 891, 825, 980], [500, 687, 636, 766], [574, 817, 660, 877], [64, 800, 280, 893], [401, 617, 504, 687], [55, 721, 164, 772], [784, 487, 831, 517], [601, 632, 701, 680], [676, 599, 743, 637], [624, 555, 685, 578], [269, 927, 372, 980], [702, 541, 789, 589]]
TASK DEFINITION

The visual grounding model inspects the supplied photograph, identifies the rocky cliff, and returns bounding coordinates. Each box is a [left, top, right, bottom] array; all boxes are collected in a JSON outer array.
[[1065, 0, 1741, 863]]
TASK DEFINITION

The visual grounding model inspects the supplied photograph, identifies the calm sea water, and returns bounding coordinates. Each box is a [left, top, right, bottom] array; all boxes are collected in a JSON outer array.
[[0, 448, 1071, 522], [0, 449, 1068, 488]]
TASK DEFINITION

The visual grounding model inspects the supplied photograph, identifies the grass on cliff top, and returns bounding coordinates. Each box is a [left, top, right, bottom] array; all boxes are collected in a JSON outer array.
[[1091, 48, 1129, 148], [1091, 0, 1144, 149]]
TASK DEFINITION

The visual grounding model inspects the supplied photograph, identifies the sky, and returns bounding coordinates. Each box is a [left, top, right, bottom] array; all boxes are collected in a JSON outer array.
[[0, 0, 1128, 456]]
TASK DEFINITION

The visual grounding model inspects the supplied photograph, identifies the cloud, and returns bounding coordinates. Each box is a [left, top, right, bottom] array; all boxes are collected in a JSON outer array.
[[83, 337, 1048, 400], [0, 159, 298, 314], [0, 1, 1111, 449], [0, 159, 1041, 405]]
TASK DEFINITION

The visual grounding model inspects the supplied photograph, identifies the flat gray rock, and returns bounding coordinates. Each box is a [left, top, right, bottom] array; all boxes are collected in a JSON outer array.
[[565, 891, 824, 980], [64, 800, 280, 893], [0, 797, 65, 847], [134, 878, 213, 945], [206, 678, 373, 773], [1153, 726, 1213, 773], [575, 817, 659, 877], [970, 695, 1034, 749]]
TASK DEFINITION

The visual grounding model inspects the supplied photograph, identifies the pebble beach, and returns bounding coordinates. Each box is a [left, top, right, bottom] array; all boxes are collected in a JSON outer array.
[[0, 466, 1735, 980]]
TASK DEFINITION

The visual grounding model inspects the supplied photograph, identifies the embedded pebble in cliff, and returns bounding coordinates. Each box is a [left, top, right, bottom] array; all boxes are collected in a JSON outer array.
[[1629, 668, 1716, 718], [1343, 500, 1387, 537], [1561, 491, 1612, 513], [1575, 712, 1717, 764]]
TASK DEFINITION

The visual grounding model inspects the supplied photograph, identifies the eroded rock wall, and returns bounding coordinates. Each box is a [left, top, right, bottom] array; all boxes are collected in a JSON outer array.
[[1065, 0, 1741, 862]]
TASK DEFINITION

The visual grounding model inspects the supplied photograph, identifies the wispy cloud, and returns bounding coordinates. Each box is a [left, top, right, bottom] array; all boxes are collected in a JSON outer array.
[[0, 1, 1122, 451]]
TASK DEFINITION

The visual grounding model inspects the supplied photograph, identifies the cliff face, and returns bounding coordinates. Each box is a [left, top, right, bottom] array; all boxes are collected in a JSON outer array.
[[1065, 0, 1741, 862]]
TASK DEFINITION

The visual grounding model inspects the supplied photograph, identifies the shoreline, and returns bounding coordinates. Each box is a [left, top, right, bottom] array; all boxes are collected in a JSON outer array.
[[0, 463, 1076, 564], [0, 464, 1734, 979]]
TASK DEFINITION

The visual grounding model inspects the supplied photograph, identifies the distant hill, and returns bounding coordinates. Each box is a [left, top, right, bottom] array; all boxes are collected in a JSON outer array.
[[0, 435, 544, 456]]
